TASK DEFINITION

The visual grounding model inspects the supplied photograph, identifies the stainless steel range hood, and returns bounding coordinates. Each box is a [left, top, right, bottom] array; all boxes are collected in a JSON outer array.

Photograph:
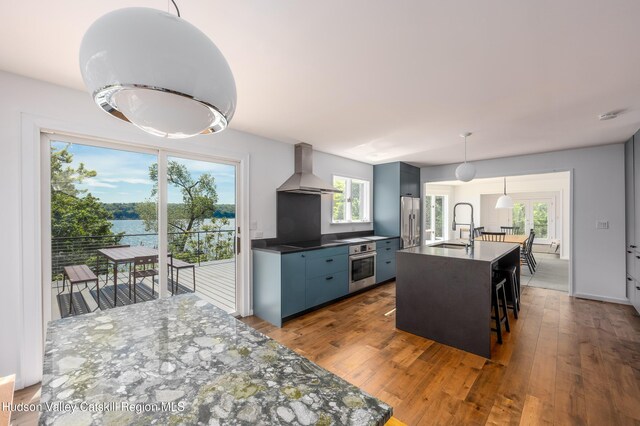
[[277, 143, 342, 195]]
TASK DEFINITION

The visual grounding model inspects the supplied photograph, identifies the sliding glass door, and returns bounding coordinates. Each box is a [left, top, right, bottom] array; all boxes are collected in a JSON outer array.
[[45, 135, 239, 320], [165, 155, 237, 312], [48, 139, 158, 318]]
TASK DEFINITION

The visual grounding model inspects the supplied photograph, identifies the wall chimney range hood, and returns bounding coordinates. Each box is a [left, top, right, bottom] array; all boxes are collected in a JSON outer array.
[[277, 143, 342, 195]]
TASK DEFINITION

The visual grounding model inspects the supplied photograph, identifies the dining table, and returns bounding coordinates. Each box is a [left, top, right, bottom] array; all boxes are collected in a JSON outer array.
[[96, 245, 159, 308]]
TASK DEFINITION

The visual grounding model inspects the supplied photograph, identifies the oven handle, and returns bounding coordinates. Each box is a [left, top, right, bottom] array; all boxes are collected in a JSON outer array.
[[350, 252, 377, 261]]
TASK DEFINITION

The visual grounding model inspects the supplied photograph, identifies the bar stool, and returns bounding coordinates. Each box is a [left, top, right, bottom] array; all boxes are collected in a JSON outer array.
[[491, 277, 510, 344], [498, 265, 519, 319]]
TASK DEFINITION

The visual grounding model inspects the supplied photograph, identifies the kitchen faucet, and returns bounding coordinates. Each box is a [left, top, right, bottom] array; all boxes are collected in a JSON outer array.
[[452, 202, 475, 249]]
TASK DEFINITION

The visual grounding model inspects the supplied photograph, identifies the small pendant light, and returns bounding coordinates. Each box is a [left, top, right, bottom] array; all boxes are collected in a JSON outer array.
[[496, 177, 514, 209], [455, 132, 476, 182], [79, 3, 236, 139]]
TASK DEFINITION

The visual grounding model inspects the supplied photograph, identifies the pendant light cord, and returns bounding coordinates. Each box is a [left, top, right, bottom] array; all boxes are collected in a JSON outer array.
[[464, 134, 467, 163], [503, 177, 507, 195], [170, 0, 181, 17]]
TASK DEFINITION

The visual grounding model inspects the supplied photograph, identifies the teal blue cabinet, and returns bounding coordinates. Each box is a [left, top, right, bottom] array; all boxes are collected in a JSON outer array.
[[306, 270, 349, 308], [377, 257, 396, 283], [376, 237, 399, 284], [281, 253, 307, 317], [253, 245, 349, 327], [374, 162, 420, 237], [306, 254, 348, 278]]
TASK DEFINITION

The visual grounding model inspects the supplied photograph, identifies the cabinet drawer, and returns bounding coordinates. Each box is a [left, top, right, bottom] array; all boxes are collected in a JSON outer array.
[[628, 247, 637, 279], [303, 245, 349, 260], [377, 245, 397, 260], [377, 256, 396, 283], [377, 238, 400, 250], [634, 251, 640, 281], [306, 271, 349, 308], [306, 254, 348, 278], [634, 280, 640, 314]]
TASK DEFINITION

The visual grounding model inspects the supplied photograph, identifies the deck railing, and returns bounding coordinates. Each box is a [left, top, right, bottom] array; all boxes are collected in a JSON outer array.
[[51, 229, 235, 278]]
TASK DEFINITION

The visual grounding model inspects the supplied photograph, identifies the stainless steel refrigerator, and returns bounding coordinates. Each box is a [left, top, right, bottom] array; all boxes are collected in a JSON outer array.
[[400, 196, 421, 248]]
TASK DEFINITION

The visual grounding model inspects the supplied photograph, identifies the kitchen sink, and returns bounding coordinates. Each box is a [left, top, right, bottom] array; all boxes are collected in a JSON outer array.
[[431, 243, 467, 250]]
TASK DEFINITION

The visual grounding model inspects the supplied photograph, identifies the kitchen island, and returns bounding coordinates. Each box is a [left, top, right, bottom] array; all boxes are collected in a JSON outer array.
[[40, 294, 392, 425], [396, 240, 520, 358]]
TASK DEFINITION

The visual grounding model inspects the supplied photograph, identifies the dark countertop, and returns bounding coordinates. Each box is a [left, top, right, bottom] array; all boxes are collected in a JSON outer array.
[[399, 239, 520, 263], [40, 294, 392, 425], [253, 236, 399, 254]]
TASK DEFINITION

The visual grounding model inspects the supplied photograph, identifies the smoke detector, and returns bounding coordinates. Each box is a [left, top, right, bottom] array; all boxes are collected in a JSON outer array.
[[598, 112, 619, 121]]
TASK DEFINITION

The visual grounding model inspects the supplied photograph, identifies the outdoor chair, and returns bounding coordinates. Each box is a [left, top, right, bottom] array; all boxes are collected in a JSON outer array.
[[128, 255, 158, 303]]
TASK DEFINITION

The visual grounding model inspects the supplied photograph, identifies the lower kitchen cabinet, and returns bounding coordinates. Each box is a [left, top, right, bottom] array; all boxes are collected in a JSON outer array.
[[253, 245, 349, 327], [306, 270, 349, 308], [633, 277, 640, 313], [281, 253, 307, 317], [376, 237, 400, 284]]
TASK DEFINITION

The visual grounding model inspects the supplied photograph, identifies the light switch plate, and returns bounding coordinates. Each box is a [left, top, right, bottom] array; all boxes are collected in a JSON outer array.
[[596, 220, 609, 230], [250, 221, 258, 230]]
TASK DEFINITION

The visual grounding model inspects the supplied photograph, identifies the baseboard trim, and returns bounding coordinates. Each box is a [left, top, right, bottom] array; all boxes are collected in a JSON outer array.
[[573, 292, 630, 305]]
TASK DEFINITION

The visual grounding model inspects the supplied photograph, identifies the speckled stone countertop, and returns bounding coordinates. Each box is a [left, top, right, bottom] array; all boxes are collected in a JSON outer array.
[[40, 294, 392, 425]]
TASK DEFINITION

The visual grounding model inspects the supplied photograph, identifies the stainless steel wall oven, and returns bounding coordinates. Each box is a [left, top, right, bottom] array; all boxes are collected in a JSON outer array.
[[348, 242, 376, 293]]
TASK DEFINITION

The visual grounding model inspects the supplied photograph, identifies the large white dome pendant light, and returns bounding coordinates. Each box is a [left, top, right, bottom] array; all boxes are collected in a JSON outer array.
[[455, 132, 476, 182], [79, 4, 236, 139], [496, 177, 514, 209]]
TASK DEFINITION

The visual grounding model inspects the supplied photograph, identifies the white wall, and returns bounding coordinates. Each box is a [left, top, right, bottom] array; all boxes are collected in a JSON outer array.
[[421, 144, 626, 304], [315, 151, 374, 235], [0, 71, 372, 389]]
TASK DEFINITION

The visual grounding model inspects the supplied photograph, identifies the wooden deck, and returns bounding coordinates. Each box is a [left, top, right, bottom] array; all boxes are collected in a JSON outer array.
[[50, 259, 236, 320]]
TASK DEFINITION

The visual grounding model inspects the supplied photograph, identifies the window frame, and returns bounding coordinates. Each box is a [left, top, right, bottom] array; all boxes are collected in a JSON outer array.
[[331, 175, 371, 224]]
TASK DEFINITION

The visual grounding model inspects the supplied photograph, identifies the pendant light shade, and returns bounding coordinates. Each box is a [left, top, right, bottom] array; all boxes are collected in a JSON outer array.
[[495, 177, 514, 209], [455, 162, 476, 182], [455, 132, 476, 182], [79, 7, 236, 138]]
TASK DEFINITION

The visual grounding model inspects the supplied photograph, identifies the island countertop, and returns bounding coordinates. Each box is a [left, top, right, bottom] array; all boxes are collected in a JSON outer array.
[[40, 294, 392, 425], [399, 239, 520, 263]]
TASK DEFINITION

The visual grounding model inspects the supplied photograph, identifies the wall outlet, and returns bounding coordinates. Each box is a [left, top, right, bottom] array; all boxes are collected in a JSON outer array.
[[254, 231, 263, 238], [596, 220, 609, 230]]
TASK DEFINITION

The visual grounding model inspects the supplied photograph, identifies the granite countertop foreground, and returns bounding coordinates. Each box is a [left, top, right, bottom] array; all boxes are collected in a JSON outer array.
[[40, 294, 391, 425]]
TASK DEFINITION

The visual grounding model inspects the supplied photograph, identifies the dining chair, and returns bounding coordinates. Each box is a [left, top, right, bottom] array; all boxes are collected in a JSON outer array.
[[129, 255, 158, 303], [521, 230, 536, 274], [481, 231, 506, 242], [500, 226, 520, 235], [473, 227, 485, 238]]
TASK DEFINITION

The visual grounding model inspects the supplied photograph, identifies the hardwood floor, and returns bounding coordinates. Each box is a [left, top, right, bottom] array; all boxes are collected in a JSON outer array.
[[11, 282, 640, 425], [241, 282, 640, 425]]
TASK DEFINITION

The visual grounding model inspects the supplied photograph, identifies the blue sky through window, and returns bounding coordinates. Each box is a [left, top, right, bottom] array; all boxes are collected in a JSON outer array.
[[51, 142, 236, 204]]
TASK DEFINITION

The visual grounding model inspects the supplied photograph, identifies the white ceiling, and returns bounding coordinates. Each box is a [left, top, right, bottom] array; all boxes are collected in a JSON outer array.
[[3, 1, 640, 166]]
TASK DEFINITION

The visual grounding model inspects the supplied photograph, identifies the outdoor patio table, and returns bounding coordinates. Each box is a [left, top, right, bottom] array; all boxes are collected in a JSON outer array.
[[96, 246, 158, 308]]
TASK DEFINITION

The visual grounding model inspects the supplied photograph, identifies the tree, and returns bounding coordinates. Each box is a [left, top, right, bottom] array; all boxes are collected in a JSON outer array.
[[138, 161, 234, 262], [50, 144, 119, 276]]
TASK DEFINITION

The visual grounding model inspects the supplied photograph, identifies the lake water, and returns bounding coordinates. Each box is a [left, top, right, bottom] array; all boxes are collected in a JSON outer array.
[[110, 219, 235, 247]]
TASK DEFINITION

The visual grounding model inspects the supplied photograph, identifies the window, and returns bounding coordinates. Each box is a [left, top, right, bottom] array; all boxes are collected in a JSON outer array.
[[424, 194, 447, 243], [510, 197, 554, 243], [332, 176, 370, 223]]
